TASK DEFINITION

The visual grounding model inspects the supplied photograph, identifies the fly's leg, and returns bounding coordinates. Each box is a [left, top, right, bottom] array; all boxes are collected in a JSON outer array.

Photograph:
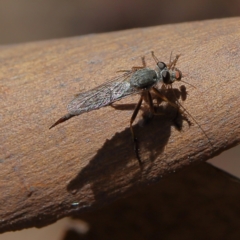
[[152, 87, 185, 127], [141, 56, 147, 67], [147, 91, 164, 116], [151, 51, 160, 64], [130, 95, 143, 165], [151, 51, 180, 70], [131, 56, 146, 71], [152, 87, 180, 110], [169, 86, 214, 149], [117, 56, 146, 73], [167, 54, 181, 69], [151, 50, 179, 70], [168, 51, 173, 67], [110, 103, 137, 110]]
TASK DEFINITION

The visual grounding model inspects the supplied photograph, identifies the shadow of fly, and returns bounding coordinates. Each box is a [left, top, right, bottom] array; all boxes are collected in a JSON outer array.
[[50, 51, 183, 164]]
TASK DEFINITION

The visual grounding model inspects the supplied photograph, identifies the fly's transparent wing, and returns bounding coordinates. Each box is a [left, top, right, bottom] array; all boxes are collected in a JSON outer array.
[[49, 71, 140, 129], [67, 73, 140, 115]]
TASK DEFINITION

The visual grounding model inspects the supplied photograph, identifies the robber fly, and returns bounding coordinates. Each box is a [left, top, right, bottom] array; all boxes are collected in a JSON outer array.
[[50, 51, 183, 164]]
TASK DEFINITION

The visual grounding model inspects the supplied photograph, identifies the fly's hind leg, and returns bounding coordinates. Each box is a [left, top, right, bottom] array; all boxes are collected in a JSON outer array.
[[130, 95, 143, 165], [131, 56, 147, 71], [117, 56, 147, 73], [151, 51, 159, 64]]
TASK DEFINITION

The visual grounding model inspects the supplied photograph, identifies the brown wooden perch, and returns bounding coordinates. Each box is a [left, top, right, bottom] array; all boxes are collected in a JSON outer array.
[[0, 17, 240, 233]]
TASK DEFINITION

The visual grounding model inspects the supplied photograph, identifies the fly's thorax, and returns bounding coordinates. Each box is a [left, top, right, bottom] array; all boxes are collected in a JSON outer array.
[[130, 68, 158, 89]]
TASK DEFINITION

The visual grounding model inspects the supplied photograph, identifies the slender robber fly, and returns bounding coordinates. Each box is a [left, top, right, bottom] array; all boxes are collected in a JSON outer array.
[[50, 51, 198, 164]]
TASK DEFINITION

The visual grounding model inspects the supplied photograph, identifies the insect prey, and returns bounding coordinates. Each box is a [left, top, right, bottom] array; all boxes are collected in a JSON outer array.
[[50, 51, 186, 164]]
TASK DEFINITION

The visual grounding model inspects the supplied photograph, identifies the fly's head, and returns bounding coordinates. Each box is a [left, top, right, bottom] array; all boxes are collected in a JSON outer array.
[[167, 53, 182, 85], [155, 61, 181, 85], [151, 51, 182, 86], [169, 67, 182, 83]]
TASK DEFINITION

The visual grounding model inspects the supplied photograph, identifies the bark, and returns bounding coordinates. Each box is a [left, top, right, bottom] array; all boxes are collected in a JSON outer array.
[[0, 17, 240, 233]]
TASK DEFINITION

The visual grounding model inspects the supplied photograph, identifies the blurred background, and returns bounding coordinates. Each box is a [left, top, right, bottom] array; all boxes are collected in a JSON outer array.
[[1, 0, 240, 239], [1, 0, 240, 44]]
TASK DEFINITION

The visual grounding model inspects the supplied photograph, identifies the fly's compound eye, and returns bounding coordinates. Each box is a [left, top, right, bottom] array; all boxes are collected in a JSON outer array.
[[162, 70, 170, 84], [175, 69, 182, 81], [157, 62, 167, 71]]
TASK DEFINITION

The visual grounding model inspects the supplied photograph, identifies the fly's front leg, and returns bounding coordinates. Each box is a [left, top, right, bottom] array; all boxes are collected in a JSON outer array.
[[152, 87, 180, 110], [167, 54, 181, 69], [152, 87, 185, 124], [130, 95, 143, 164], [147, 91, 164, 116]]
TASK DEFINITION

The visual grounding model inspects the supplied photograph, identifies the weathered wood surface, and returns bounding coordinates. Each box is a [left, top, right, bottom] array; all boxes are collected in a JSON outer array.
[[0, 17, 240, 233]]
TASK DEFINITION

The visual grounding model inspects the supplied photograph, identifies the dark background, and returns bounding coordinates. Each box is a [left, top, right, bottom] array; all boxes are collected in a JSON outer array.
[[0, 0, 240, 44]]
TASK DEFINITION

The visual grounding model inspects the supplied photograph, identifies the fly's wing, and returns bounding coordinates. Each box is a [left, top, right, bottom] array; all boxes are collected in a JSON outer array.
[[49, 72, 140, 129], [49, 71, 142, 129], [68, 74, 140, 115]]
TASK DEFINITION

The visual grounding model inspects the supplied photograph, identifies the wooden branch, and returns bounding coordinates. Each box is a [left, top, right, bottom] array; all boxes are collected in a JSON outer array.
[[0, 17, 240, 233]]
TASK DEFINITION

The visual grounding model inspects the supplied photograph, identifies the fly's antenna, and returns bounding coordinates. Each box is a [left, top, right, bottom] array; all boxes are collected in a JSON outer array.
[[180, 62, 198, 89], [180, 79, 196, 89]]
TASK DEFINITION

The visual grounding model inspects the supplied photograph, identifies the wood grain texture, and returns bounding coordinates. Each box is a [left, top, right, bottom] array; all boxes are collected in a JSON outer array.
[[0, 17, 240, 233]]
